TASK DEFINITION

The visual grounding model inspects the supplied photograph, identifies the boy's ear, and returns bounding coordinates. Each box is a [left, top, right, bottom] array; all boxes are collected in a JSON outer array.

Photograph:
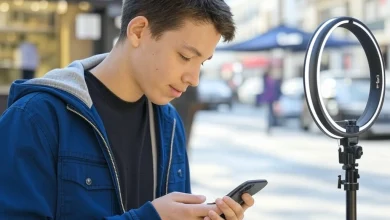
[[127, 16, 149, 48]]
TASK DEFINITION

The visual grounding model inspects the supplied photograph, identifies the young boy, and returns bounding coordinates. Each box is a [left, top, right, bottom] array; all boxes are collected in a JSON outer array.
[[0, 1, 255, 219]]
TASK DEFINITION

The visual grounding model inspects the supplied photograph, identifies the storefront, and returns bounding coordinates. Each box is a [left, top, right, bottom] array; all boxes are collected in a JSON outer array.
[[0, 0, 96, 113], [92, 2, 122, 54], [0, 0, 97, 86]]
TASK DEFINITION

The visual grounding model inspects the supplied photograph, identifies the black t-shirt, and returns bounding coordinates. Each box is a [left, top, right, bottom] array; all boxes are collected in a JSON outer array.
[[84, 70, 154, 211]]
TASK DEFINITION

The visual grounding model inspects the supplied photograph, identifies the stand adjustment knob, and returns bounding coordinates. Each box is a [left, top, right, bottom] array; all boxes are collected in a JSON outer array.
[[338, 175, 344, 189]]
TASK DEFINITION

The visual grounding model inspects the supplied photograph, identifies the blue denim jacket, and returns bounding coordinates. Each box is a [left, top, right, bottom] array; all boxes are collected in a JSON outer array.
[[0, 54, 191, 219]]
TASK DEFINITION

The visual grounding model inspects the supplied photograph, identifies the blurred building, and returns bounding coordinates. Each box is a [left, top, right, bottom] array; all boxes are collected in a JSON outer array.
[[227, 0, 263, 42], [225, 0, 307, 79], [0, 0, 122, 88], [91, 1, 122, 54], [0, 0, 122, 113], [0, 0, 388, 86], [312, 0, 390, 71], [222, 0, 390, 80]]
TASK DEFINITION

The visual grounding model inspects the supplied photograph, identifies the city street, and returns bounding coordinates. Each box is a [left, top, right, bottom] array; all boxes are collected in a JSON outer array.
[[188, 105, 390, 220]]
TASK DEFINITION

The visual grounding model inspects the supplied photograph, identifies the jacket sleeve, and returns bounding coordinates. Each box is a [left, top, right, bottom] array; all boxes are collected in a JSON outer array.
[[105, 202, 161, 220], [0, 106, 57, 219]]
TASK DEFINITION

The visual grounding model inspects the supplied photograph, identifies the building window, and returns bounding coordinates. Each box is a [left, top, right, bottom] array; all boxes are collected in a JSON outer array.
[[363, 0, 387, 30], [318, 9, 331, 23], [364, 0, 387, 22], [364, 0, 378, 22]]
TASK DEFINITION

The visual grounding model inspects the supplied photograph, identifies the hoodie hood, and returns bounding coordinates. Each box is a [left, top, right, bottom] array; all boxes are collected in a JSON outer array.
[[8, 53, 109, 109]]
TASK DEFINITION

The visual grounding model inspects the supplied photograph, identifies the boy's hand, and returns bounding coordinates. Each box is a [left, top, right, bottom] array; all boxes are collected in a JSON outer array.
[[204, 193, 255, 220], [151, 192, 221, 220]]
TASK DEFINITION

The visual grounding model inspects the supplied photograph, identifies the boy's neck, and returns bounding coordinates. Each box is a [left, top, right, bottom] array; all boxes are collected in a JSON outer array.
[[89, 45, 144, 102]]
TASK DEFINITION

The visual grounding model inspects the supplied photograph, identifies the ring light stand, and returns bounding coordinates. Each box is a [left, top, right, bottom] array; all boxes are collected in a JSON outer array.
[[303, 17, 386, 220]]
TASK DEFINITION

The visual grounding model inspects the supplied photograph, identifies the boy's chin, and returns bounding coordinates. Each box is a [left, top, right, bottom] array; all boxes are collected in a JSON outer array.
[[148, 96, 173, 106]]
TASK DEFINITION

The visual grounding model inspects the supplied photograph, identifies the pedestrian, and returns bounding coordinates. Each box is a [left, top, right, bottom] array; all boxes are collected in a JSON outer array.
[[16, 33, 39, 79], [0, 1, 255, 219], [261, 71, 282, 133]]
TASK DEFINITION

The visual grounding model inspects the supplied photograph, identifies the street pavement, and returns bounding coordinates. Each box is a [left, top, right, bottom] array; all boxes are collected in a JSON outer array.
[[188, 105, 390, 220]]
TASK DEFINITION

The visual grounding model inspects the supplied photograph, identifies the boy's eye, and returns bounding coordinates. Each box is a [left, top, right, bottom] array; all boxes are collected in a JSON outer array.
[[179, 53, 204, 66], [179, 54, 191, 61]]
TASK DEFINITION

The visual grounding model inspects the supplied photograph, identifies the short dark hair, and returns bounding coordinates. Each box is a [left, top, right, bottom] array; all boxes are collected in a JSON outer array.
[[118, 0, 235, 43]]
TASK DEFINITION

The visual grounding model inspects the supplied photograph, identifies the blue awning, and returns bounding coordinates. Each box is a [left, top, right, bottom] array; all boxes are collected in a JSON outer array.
[[217, 24, 358, 52]]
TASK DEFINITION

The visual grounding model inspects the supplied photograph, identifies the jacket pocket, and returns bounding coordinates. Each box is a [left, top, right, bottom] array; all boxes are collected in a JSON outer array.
[[59, 159, 116, 219], [167, 162, 186, 193], [168, 162, 186, 183], [62, 160, 115, 190]]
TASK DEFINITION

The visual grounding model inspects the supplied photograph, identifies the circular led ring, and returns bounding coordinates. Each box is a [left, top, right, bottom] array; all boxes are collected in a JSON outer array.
[[303, 17, 386, 139]]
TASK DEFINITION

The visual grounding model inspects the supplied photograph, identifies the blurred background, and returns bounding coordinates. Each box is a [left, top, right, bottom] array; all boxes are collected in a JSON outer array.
[[0, 0, 390, 219]]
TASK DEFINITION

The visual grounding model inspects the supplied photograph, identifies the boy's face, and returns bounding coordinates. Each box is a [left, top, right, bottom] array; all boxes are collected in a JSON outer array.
[[128, 18, 221, 105]]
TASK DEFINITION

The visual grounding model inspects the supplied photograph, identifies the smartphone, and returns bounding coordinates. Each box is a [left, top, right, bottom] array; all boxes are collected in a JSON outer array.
[[208, 179, 268, 205], [226, 179, 268, 204]]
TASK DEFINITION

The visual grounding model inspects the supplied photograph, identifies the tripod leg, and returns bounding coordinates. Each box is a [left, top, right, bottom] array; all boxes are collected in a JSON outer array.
[[346, 190, 356, 220]]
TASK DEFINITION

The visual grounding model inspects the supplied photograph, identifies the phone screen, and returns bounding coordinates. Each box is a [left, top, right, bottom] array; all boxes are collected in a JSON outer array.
[[226, 179, 268, 205]]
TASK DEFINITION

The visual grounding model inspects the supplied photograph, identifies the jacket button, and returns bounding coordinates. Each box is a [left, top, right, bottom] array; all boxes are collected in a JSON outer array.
[[178, 169, 182, 177], [86, 178, 92, 186]]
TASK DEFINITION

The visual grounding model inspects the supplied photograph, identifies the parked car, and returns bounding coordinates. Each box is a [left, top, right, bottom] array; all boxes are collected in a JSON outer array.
[[278, 77, 304, 120], [300, 75, 390, 138], [197, 77, 233, 110], [237, 76, 263, 105]]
